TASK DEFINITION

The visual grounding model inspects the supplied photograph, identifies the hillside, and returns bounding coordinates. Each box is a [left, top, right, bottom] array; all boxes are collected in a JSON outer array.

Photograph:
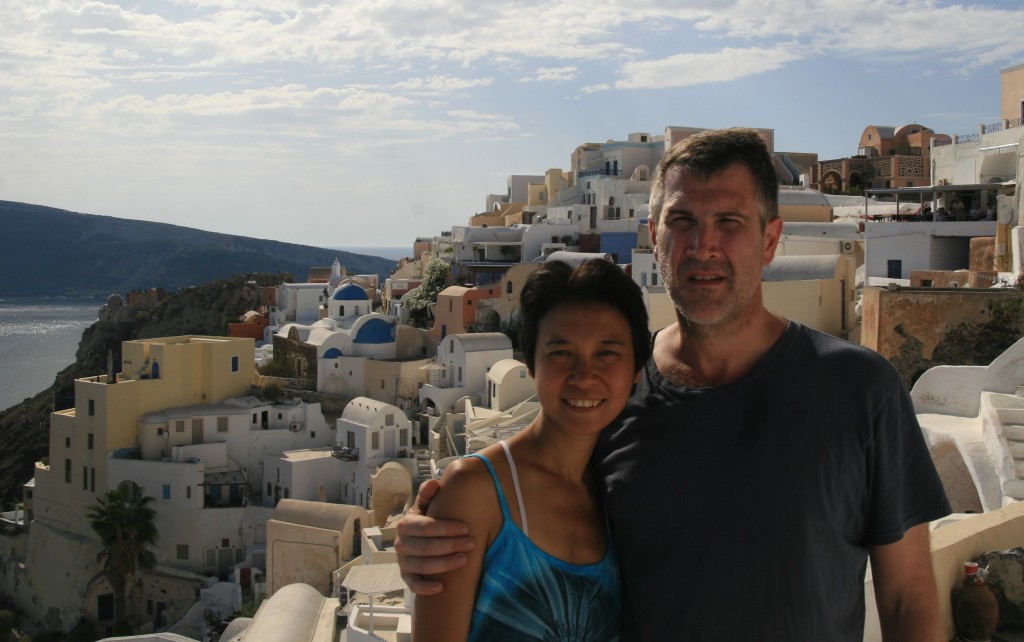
[[0, 274, 281, 508], [0, 201, 399, 297]]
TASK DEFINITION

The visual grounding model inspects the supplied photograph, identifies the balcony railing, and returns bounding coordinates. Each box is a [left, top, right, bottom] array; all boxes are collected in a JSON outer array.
[[333, 446, 360, 462], [578, 168, 623, 178]]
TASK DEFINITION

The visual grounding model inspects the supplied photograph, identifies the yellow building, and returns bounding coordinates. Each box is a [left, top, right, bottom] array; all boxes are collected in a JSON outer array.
[[33, 336, 255, 539]]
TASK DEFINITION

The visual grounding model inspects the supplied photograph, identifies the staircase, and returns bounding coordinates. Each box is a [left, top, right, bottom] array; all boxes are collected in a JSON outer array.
[[414, 450, 432, 481], [994, 408, 1024, 500]]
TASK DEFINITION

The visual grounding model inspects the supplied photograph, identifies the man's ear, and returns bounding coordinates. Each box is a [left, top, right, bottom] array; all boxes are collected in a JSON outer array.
[[763, 216, 783, 264]]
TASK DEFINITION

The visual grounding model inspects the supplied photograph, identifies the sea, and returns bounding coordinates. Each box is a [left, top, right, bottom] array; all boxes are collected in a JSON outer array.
[[0, 298, 102, 413]]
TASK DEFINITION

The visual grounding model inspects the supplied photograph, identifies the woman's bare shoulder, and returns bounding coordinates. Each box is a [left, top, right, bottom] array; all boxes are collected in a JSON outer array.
[[428, 455, 500, 523]]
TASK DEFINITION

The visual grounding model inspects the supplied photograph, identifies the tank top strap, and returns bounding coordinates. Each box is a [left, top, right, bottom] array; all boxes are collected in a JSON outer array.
[[464, 452, 513, 523], [499, 440, 529, 537]]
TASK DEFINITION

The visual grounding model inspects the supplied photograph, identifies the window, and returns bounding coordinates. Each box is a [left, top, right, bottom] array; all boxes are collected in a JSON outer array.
[[88, 400, 95, 416], [506, 281, 513, 294], [87, 433, 94, 449], [186, 486, 191, 499], [162, 484, 171, 500], [65, 459, 71, 484], [252, 413, 257, 425], [231, 355, 240, 372], [192, 418, 203, 432], [90, 467, 95, 492], [65, 437, 70, 448], [175, 420, 185, 433], [380, 379, 385, 389], [82, 466, 88, 490], [400, 429, 408, 447], [652, 273, 659, 286], [267, 482, 272, 496], [347, 431, 355, 448], [177, 545, 189, 560], [217, 417, 228, 432], [222, 538, 230, 548], [385, 413, 394, 426], [887, 259, 902, 279], [372, 432, 380, 450]]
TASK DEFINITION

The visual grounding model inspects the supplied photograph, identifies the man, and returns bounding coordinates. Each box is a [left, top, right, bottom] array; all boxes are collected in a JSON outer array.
[[397, 128, 950, 640]]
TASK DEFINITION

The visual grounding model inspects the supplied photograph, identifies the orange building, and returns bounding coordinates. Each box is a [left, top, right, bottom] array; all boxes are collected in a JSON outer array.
[[817, 124, 951, 194], [228, 311, 269, 341]]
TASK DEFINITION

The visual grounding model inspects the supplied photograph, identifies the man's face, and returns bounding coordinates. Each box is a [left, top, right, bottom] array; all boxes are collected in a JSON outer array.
[[651, 164, 781, 328]]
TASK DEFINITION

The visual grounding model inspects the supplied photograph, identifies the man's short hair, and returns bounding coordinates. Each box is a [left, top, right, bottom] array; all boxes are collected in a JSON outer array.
[[649, 128, 780, 229], [519, 259, 650, 375]]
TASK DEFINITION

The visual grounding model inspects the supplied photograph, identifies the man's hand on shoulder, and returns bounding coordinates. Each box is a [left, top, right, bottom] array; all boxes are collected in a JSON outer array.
[[395, 478, 475, 595]]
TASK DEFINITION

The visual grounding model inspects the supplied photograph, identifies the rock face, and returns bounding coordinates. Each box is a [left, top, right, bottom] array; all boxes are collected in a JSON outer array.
[[0, 273, 284, 508], [976, 547, 1024, 631]]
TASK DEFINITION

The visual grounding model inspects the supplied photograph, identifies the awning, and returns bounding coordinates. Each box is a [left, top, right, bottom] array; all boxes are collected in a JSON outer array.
[[342, 563, 407, 594], [979, 150, 1017, 181]]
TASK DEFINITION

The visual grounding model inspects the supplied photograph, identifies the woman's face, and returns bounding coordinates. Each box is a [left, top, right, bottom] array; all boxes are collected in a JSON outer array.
[[532, 302, 639, 438]]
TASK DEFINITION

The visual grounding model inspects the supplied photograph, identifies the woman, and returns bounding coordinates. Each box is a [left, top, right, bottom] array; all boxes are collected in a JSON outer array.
[[412, 259, 650, 641]]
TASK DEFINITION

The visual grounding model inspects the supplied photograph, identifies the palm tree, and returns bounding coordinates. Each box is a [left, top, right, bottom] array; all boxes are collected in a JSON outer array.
[[87, 483, 159, 630]]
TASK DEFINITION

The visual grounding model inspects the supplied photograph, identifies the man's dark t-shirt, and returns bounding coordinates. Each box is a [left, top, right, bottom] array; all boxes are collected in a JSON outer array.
[[593, 322, 951, 641]]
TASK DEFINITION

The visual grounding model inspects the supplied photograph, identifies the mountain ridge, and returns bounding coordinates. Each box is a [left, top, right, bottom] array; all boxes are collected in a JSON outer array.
[[0, 200, 399, 297]]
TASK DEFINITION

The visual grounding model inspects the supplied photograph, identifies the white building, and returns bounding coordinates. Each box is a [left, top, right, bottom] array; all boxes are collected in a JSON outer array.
[[335, 398, 415, 513], [418, 333, 514, 415], [272, 283, 330, 326], [862, 218, 997, 286]]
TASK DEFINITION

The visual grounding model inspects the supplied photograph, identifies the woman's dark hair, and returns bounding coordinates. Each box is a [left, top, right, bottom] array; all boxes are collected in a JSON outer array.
[[519, 259, 650, 374]]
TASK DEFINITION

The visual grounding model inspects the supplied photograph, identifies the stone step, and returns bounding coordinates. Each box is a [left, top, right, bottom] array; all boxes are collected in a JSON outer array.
[[996, 408, 1024, 425], [1005, 425, 1024, 442], [1003, 479, 1024, 500], [1012, 442, 1024, 459], [1017, 460, 1024, 478]]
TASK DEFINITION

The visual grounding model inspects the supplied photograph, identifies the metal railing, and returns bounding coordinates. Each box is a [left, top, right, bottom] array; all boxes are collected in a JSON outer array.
[[578, 168, 623, 178]]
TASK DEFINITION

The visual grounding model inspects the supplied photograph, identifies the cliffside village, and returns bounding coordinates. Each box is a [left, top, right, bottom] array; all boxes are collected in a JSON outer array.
[[2, 63, 1024, 642]]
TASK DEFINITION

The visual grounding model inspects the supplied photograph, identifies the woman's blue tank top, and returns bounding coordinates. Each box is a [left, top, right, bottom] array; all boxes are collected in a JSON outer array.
[[464, 450, 621, 641]]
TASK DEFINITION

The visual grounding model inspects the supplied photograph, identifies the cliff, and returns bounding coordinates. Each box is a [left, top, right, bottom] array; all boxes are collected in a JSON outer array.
[[0, 273, 283, 508], [0, 200, 398, 297]]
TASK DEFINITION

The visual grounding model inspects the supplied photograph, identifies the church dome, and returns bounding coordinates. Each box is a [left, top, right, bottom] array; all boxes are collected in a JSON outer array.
[[332, 283, 368, 301]]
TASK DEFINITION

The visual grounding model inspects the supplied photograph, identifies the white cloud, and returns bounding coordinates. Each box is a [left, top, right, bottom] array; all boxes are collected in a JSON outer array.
[[616, 47, 802, 89], [391, 76, 494, 95], [519, 66, 579, 83]]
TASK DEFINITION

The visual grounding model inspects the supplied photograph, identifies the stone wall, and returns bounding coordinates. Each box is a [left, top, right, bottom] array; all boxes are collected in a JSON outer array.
[[861, 286, 1024, 386]]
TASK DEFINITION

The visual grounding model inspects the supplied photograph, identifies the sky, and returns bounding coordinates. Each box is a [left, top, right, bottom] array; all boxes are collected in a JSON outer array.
[[1, 1, 1023, 250]]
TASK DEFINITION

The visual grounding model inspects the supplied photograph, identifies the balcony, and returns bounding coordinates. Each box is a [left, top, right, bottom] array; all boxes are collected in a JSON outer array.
[[578, 168, 623, 179], [333, 446, 360, 462]]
